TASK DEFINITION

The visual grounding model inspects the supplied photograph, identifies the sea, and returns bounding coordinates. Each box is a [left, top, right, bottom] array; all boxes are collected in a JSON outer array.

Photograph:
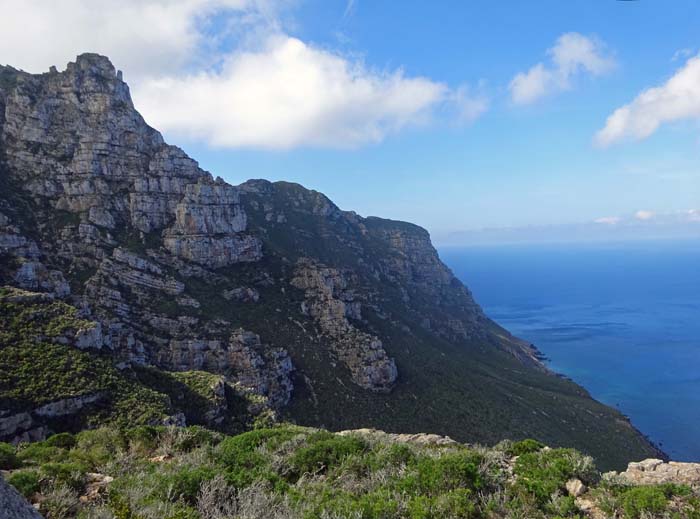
[[440, 240, 700, 462]]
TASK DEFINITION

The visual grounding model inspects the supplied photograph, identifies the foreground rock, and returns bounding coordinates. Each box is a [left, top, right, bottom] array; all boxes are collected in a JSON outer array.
[[611, 458, 700, 486], [0, 474, 43, 519]]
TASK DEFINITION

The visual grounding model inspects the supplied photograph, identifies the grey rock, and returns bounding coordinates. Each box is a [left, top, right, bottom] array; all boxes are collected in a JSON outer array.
[[0, 474, 43, 519]]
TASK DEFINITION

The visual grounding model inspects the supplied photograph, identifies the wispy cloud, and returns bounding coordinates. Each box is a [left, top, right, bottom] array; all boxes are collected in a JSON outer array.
[[594, 216, 621, 225], [634, 210, 655, 221], [509, 32, 615, 105], [595, 53, 700, 147], [343, 0, 357, 19]]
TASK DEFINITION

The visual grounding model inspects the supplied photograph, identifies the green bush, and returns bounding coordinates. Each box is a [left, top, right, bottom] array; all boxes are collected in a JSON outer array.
[[508, 438, 545, 457], [382, 442, 416, 466], [514, 448, 597, 505], [73, 428, 127, 467], [125, 425, 164, 454], [287, 432, 368, 478], [154, 466, 216, 504], [0, 441, 20, 469], [174, 425, 221, 452], [40, 462, 87, 491], [7, 470, 40, 498], [45, 432, 76, 449], [217, 426, 299, 487], [17, 441, 70, 464], [621, 486, 668, 518], [397, 450, 484, 496]]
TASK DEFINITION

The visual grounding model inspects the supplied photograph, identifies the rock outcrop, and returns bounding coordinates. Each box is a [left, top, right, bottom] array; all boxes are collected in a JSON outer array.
[[291, 259, 397, 391], [611, 458, 700, 487]]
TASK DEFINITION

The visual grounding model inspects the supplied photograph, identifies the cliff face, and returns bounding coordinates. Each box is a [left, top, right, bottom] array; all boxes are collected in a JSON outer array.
[[0, 54, 661, 469]]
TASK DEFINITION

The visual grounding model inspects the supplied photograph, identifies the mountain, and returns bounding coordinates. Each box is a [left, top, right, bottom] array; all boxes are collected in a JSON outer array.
[[0, 54, 661, 470]]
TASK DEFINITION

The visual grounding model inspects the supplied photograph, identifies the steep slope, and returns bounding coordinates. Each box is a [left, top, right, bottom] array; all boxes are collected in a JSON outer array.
[[0, 54, 661, 470]]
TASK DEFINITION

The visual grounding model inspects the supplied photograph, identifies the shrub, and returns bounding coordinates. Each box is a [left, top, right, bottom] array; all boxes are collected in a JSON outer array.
[[155, 466, 217, 504], [397, 450, 484, 496], [507, 439, 545, 457], [513, 448, 597, 505], [287, 432, 368, 478], [217, 427, 299, 487], [175, 426, 221, 452], [73, 428, 127, 467], [7, 470, 40, 498], [45, 432, 77, 449], [41, 484, 80, 519], [17, 441, 70, 464], [382, 443, 415, 466], [621, 486, 668, 518], [433, 488, 477, 518], [125, 425, 163, 454], [0, 441, 20, 469], [40, 462, 87, 491]]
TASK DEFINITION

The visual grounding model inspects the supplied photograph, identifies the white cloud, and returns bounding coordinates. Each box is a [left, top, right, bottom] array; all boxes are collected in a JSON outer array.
[[0, 0, 263, 78], [0, 0, 483, 150], [136, 35, 455, 149], [594, 216, 621, 225], [595, 54, 700, 147], [634, 210, 655, 221], [509, 32, 614, 105]]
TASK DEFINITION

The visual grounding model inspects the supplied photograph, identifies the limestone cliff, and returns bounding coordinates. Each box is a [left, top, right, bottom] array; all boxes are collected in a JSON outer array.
[[0, 54, 662, 469]]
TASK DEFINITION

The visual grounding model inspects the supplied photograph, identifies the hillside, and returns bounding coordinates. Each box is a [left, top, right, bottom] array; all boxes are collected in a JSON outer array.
[[0, 53, 662, 470]]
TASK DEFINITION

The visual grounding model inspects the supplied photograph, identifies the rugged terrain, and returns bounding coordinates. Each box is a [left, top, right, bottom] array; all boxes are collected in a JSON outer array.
[[0, 54, 662, 470], [2, 425, 700, 519]]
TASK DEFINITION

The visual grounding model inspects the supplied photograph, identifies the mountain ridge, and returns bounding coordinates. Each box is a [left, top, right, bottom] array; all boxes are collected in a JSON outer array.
[[0, 53, 662, 470]]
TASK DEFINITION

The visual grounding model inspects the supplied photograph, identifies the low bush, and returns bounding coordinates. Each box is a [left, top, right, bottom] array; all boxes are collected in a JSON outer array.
[[40, 462, 87, 492], [396, 449, 484, 496], [508, 438, 545, 457], [7, 470, 40, 498], [621, 486, 668, 518], [45, 432, 77, 449], [513, 448, 597, 506], [0, 441, 20, 469], [287, 432, 368, 479]]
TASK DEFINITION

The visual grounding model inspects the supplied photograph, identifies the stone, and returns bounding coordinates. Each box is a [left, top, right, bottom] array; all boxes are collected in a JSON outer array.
[[612, 459, 700, 486], [565, 478, 587, 497], [0, 474, 43, 519]]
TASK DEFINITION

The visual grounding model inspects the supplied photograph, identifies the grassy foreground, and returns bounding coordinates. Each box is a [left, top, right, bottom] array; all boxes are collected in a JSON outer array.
[[2, 425, 699, 519]]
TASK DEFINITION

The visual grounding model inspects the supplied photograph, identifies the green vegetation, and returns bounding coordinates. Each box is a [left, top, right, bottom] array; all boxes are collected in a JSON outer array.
[[593, 480, 699, 519], [0, 287, 253, 437], [4, 426, 699, 519]]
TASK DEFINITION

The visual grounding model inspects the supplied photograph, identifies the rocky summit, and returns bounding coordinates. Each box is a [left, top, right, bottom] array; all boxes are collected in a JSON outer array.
[[0, 54, 662, 470]]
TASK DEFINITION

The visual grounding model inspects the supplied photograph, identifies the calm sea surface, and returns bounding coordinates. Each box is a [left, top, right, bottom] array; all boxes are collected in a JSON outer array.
[[440, 240, 700, 461]]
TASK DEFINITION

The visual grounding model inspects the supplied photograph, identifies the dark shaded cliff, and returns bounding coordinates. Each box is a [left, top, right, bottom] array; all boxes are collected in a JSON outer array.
[[0, 54, 662, 470]]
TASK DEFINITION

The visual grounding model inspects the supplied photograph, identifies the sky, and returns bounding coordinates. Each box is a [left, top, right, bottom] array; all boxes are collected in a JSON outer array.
[[1, 0, 699, 245]]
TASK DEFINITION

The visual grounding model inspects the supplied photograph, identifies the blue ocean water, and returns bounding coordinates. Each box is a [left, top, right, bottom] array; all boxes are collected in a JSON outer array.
[[440, 240, 700, 461]]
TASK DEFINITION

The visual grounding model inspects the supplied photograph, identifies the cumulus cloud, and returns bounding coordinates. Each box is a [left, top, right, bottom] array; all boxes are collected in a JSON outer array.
[[0, 0, 484, 150], [509, 32, 614, 105], [595, 54, 700, 147], [0, 0, 262, 78], [136, 35, 453, 149]]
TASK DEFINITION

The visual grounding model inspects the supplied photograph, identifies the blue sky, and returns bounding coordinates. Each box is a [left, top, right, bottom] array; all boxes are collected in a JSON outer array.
[[2, 0, 700, 244]]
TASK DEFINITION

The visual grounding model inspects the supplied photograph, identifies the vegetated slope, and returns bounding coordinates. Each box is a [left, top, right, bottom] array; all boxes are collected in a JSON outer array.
[[3, 424, 699, 519], [0, 53, 661, 470]]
